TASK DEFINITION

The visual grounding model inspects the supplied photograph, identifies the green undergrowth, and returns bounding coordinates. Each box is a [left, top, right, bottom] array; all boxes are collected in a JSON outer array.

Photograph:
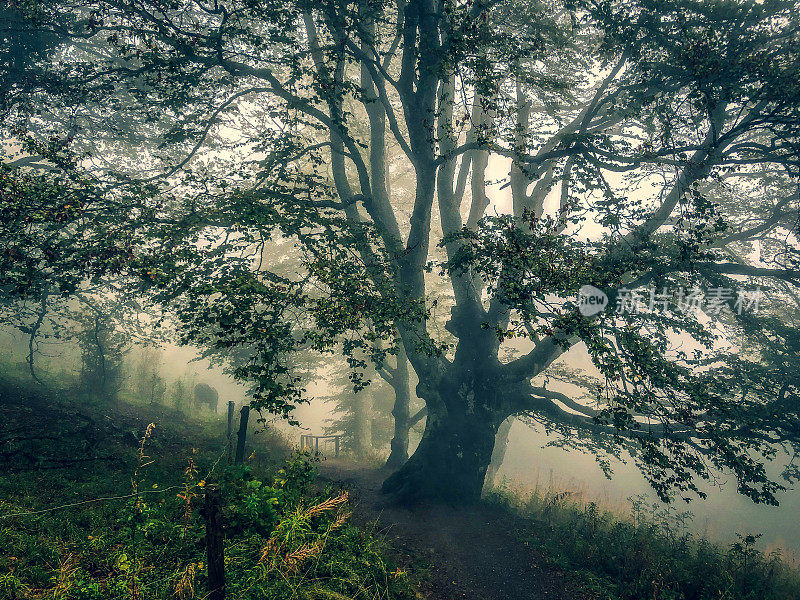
[[484, 484, 800, 600], [0, 379, 417, 600]]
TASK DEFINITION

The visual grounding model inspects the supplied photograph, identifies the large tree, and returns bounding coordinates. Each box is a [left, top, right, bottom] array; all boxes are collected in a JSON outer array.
[[4, 0, 800, 504]]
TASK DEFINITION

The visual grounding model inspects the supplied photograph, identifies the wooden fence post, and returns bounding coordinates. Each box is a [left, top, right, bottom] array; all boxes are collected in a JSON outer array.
[[335, 436, 340, 457], [203, 484, 225, 600], [235, 405, 250, 464], [226, 401, 235, 465]]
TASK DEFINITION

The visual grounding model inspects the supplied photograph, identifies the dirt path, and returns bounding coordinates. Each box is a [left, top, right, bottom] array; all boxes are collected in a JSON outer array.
[[320, 458, 589, 600]]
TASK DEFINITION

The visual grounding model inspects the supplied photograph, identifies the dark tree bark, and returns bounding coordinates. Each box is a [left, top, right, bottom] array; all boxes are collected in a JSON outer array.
[[381, 365, 507, 504], [381, 406, 501, 503], [26, 288, 49, 386], [226, 401, 235, 465]]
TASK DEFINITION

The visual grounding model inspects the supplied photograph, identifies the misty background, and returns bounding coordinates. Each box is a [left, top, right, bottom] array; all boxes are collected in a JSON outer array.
[[4, 318, 795, 560]]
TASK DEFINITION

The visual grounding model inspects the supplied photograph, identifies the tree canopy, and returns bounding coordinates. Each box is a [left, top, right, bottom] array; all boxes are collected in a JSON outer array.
[[2, 0, 800, 504]]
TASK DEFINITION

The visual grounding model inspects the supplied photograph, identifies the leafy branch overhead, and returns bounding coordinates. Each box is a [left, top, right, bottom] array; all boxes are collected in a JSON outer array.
[[2, 0, 800, 504]]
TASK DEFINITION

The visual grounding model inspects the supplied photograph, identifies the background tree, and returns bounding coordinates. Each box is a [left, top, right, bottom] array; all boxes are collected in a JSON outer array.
[[131, 346, 166, 404], [0, 144, 163, 388], [76, 303, 129, 402], [169, 374, 192, 411], [324, 358, 400, 456]]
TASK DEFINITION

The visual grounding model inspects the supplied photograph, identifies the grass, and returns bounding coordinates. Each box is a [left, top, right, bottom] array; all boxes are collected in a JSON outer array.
[[0, 375, 417, 600], [7, 356, 799, 600], [484, 481, 800, 600]]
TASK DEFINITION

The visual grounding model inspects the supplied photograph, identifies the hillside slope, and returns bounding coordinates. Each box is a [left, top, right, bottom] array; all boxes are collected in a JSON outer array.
[[0, 381, 419, 600]]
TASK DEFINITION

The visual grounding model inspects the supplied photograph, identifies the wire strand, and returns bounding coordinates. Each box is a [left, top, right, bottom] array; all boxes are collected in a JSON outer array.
[[0, 486, 183, 520]]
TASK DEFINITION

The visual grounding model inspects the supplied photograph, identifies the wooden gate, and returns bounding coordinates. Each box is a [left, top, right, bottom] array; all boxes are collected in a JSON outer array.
[[299, 434, 342, 456]]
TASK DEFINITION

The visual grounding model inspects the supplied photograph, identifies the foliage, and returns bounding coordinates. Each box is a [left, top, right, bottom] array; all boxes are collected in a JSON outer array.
[[3, 0, 800, 503], [485, 485, 800, 600], [0, 383, 417, 600], [447, 207, 800, 504]]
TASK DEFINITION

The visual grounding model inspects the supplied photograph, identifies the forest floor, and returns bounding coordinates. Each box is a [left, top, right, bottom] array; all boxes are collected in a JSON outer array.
[[320, 457, 591, 600]]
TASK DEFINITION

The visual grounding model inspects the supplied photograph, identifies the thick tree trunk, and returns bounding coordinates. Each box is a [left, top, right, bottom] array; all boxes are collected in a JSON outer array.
[[386, 347, 411, 469], [381, 378, 504, 504]]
